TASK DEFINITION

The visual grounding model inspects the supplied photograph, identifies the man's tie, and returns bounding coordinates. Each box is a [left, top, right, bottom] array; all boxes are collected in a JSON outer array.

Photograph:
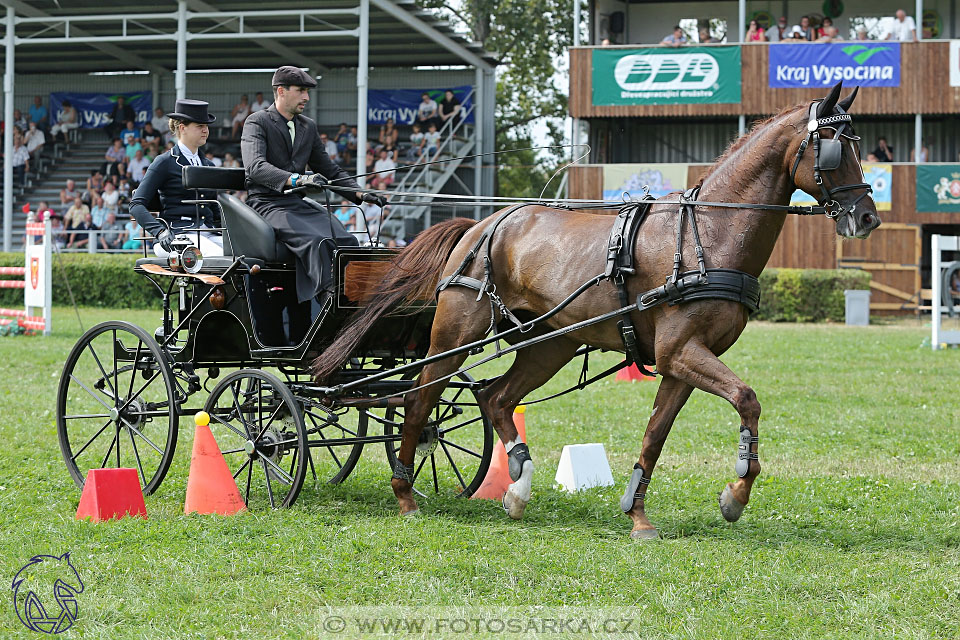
[[287, 120, 296, 145]]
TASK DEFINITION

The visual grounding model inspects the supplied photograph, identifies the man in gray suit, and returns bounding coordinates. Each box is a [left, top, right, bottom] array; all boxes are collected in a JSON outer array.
[[241, 65, 385, 303]]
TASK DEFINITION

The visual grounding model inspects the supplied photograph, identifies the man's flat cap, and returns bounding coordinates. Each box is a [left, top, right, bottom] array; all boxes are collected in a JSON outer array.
[[272, 66, 317, 88]]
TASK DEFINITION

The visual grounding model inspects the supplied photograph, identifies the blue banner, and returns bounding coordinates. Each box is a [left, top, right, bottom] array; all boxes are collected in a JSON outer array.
[[48, 91, 153, 129], [367, 86, 473, 126], [768, 43, 900, 88]]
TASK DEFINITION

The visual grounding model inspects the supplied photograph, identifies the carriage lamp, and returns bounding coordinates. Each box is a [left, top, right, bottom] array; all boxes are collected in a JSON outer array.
[[209, 287, 226, 310], [167, 239, 204, 274]]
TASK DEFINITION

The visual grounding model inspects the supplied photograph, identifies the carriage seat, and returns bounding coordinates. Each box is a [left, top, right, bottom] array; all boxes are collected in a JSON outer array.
[[181, 166, 292, 264]]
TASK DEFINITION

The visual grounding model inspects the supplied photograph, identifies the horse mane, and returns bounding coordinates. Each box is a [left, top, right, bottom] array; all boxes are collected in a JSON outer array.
[[700, 103, 806, 182]]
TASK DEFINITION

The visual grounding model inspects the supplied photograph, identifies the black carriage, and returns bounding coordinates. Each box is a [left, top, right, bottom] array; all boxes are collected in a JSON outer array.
[[56, 167, 493, 508]]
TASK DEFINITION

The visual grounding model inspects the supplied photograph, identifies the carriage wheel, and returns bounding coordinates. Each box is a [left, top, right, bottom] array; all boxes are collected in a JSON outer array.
[[204, 369, 308, 508], [298, 402, 368, 485], [57, 321, 178, 495], [381, 372, 493, 498]]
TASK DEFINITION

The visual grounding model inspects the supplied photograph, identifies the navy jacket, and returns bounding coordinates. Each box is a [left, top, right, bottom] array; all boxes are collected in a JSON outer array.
[[129, 146, 218, 236]]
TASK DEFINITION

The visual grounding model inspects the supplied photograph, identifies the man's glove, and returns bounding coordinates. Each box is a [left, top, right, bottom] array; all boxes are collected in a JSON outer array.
[[301, 173, 328, 189], [156, 228, 175, 252], [360, 191, 387, 208]]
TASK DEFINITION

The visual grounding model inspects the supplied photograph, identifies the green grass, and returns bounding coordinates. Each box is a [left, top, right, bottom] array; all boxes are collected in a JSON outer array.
[[1, 308, 959, 638]]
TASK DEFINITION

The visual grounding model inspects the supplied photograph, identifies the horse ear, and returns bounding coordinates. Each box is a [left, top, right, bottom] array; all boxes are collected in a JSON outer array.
[[837, 86, 859, 112], [817, 81, 843, 117]]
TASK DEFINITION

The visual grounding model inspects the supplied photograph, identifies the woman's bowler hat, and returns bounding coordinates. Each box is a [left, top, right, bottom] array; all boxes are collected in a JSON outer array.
[[165, 99, 216, 124]]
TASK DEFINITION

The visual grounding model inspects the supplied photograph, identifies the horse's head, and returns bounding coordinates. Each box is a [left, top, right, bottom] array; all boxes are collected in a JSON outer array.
[[788, 82, 881, 239]]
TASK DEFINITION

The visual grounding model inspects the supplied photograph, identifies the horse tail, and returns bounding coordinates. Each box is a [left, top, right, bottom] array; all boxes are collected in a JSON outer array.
[[311, 217, 479, 383]]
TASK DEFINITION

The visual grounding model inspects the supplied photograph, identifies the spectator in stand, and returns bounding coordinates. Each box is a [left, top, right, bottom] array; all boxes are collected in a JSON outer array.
[[661, 25, 687, 47], [417, 92, 439, 129], [49, 214, 66, 249], [28, 95, 48, 130], [90, 194, 108, 228], [24, 121, 45, 162], [407, 123, 425, 162], [60, 179, 79, 213], [910, 141, 929, 162], [205, 151, 222, 167], [35, 201, 54, 222], [12, 109, 27, 132], [371, 149, 396, 190], [250, 92, 269, 113], [872, 137, 894, 161], [127, 148, 150, 185], [766, 16, 789, 42], [118, 179, 131, 200], [120, 120, 140, 145], [333, 199, 355, 231], [50, 99, 78, 143], [141, 121, 161, 156], [746, 19, 767, 42], [334, 123, 351, 164], [101, 180, 120, 216], [856, 28, 869, 40], [699, 28, 715, 43], [64, 197, 91, 248], [102, 138, 127, 182], [124, 135, 143, 161], [424, 122, 440, 158], [222, 152, 240, 168], [791, 16, 815, 41], [438, 90, 461, 130], [10, 135, 30, 186], [377, 118, 399, 152], [85, 170, 105, 202], [817, 23, 841, 42], [816, 17, 832, 38], [230, 94, 251, 139], [106, 96, 135, 140], [865, 152, 879, 162], [320, 132, 340, 164], [347, 126, 358, 163], [122, 216, 143, 250], [99, 211, 126, 250], [151, 107, 171, 143], [365, 149, 375, 174], [886, 9, 917, 41]]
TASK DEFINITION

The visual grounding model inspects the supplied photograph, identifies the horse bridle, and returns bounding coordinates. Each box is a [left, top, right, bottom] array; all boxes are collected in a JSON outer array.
[[789, 101, 873, 219]]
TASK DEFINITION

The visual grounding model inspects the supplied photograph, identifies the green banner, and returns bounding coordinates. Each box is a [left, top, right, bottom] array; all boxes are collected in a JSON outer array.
[[592, 47, 741, 106], [916, 164, 960, 212]]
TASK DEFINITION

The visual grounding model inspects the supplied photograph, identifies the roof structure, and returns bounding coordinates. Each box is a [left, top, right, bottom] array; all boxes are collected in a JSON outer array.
[[0, 0, 498, 73]]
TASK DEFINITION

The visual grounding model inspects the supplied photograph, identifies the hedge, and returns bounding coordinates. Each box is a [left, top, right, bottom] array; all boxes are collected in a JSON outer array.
[[0, 252, 161, 309], [756, 268, 871, 322], [0, 252, 869, 321]]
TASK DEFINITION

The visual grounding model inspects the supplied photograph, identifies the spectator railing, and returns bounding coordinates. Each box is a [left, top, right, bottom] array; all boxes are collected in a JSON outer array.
[[51, 228, 143, 254]]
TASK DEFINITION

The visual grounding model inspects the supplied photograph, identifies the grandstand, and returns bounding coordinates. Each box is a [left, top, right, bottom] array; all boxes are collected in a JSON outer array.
[[568, 0, 960, 314]]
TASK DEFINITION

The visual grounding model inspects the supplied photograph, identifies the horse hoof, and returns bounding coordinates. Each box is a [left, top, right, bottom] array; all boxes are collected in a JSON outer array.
[[718, 484, 745, 522], [630, 527, 659, 540], [502, 487, 528, 520], [400, 508, 419, 517]]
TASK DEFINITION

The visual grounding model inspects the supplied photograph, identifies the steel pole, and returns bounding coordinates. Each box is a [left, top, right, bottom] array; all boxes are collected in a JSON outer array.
[[474, 66, 483, 208], [357, 0, 369, 188], [176, 0, 186, 100], [738, 0, 746, 42], [916, 0, 923, 40], [3, 7, 15, 253]]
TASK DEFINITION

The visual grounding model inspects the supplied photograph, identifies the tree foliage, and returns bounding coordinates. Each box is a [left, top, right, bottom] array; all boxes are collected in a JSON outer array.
[[417, 0, 574, 196]]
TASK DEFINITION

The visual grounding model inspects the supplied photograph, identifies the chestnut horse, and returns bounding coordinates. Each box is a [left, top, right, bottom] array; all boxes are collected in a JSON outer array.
[[314, 82, 880, 538]]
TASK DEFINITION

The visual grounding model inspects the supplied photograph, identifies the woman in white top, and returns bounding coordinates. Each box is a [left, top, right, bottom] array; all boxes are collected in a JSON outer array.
[[230, 94, 251, 139], [51, 100, 79, 143]]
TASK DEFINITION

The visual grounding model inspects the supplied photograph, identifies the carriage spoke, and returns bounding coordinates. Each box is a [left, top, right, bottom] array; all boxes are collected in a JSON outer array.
[[210, 411, 250, 439], [120, 418, 164, 455], [112, 330, 119, 409], [71, 419, 112, 461], [439, 440, 468, 491], [232, 458, 251, 480], [260, 454, 294, 486], [431, 453, 439, 493], [118, 370, 161, 414], [436, 388, 464, 421], [244, 459, 253, 504], [70, 374, 114, 412], [438, 438, 483, 459], [64, 413, 112, 420], [221, 447, 247, 455], [288, 447, 298, 477], [125, 339, 144, 402], [411, 453, 429, 482], [437, 415, 482, 436], [99, 430, 119, 469], [84, 341, 116, 398], [229, 381, 254, 437], [127, 427, 147, 486], [261, 459, 277, 507]]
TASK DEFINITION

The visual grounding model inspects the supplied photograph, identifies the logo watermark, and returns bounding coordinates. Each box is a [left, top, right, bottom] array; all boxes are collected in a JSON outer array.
[[11, 553, 84, 634]]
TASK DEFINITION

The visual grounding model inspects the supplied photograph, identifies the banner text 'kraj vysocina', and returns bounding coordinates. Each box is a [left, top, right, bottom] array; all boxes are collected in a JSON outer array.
[[769, 43, 900, 88], [592, 47, 741, 106], [49, 92, 153, 129], [366, 86, 474, 126]]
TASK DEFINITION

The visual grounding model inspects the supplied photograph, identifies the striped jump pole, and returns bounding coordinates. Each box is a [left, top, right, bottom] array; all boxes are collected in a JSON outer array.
[[0, 221, 51, 335]]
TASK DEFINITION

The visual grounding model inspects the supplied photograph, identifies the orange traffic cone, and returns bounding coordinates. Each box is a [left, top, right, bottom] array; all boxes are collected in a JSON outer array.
[[472, 406, 528, 500], [184, 412, 246, 515], [75, 468, 147, 522], [615, 363, 655, 382]]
